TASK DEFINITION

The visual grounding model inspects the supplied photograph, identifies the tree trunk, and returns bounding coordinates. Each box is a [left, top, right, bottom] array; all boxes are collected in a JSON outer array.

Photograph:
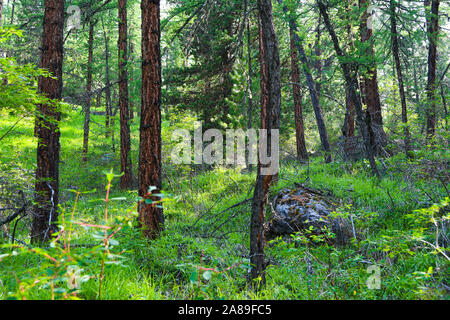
[[245, 0, 254, 173], [10, 0, 14, 24], [341, 0, 356, 158], [102, 20, 112, 139], [32, 0, 64, 244], [441, 85, 447, 131], [249, 0, 281, 289], [425, 0, 440, 138], [359, 0, 387, 153], [118, 0, 132, 189], [139, 0, 164, 239], [289, 28, 308, 162], [278, 0, 331, 163], [82, 19, 95, 162], [318, 0, 379, 177], [390, 0, 411, 157], [314, 15, 323, 96]]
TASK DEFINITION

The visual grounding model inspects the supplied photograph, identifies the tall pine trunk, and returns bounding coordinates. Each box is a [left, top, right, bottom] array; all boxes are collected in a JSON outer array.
[[359, 0, 387, 153], [118, 0, 132, 189], [390, 0, 411, 157], [139, 0, 164, 239], [82, 19, 95, 162], [32, 0, 64, 244], [249, 0, 281, 289], [289, 28, 308, 162], [278, 0, 331, 163], [318, 0, 379, 177], [425, 0, 440, 138]]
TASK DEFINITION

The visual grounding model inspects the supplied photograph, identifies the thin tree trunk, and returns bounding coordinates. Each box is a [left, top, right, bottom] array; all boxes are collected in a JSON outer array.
[[413, 58, 420, 108], [278, 0, 331, 163], [314, 15, 323, 96], [390, 0, 411, 157], [289, 28, 308, 162], [342, 0, 356, 159], [441, 85, 447, 131], [245, 0, 254, 172], [129, 40, 135, 120], [32, 0, 64, 244], [139, 0, 164, 239], [82, 19, 95, 162], [249, 0, 281, 289], [425, 0, 440, 138], [359, 0, 387, 153], [0, 0, 3, 26], [102, 20, 112, 139], [318, 0, 379, 177], [10, 0, 14, 24], [118, 0, 132, 189]]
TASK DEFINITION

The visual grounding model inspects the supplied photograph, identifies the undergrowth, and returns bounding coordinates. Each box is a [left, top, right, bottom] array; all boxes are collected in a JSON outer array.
[[0, 109, 449, 300]]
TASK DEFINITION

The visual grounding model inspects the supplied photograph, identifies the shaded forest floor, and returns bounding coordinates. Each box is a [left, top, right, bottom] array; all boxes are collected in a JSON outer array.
[[0, 106, 449, 300]]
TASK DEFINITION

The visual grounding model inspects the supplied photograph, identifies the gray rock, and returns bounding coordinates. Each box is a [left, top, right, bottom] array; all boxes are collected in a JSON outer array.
[[264, 186, 353, 245]]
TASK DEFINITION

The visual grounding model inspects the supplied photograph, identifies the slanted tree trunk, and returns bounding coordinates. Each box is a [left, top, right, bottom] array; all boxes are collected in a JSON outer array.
[[139, 0, 164, 239], [359, 0, 387, 153], [32, 0, 64, 244], [289, 28, 308, 162], [118, 0, 132, 189], [249, 0, 281, 289], [425, 0, 440, 138], [0, 0, 3, 25], [390, 0, 411, 157], [278, 0, 331, 163], [318, 0, 379, 177], [82, 19, 95, 162]]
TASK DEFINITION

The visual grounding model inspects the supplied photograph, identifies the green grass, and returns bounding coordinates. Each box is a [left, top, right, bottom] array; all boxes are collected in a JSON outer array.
[[0, 107, 449, 300]]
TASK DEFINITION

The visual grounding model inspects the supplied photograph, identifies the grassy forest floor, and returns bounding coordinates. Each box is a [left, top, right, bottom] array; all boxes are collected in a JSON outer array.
[[0, 106, 449, 300]]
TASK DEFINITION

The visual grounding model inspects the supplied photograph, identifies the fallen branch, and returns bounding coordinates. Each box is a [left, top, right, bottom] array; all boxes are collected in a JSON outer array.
[[0, 191, 27, 227]]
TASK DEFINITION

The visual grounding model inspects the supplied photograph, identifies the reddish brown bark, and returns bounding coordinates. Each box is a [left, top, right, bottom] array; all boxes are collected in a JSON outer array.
[[250, 0, 281, 288], [139, 0, 164, 239], [32, 0, 64, 244], [359, 0, 387, 151], [425, 0, 440, 138], [289, 28, 308, 162], [343, 88, 356, 143], [118, 0, 132, 189]]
